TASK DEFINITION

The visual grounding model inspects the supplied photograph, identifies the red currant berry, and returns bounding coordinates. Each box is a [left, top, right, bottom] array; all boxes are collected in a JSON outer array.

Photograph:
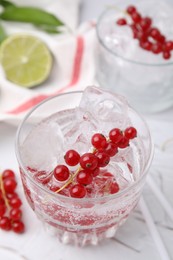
[[137, 32, 148, 42], [116, 18, 127, 26], [0, 217, 11, 231], [12, 220, 25, 233], [9, 197, 22, 208], [109, 128, 123, 144], [77, 170, 93, 185], [10, 208, 22, 221], [149, 28, 160, 40], [131, 12, 141, 23], [140, 41, 152, 51], [6, 192, 18, 200], [157, 35, 165, 44], [110, 182, 120, 194], [130, 24, 138, 39], [53, 165, 70, 182], [3, 178, 17, 193], [0, 204, 6, 217], [2, 169, 15, 180], [140, 17, 152, 31], [104, 142, 118, 157], [124, 127, 137, 139], [118, 136, 129, 148], [91, 133, 107, 149], [91, 167, 100, 177], [126, 5, 136, 15], [70, 184, 86, 198], [151, 43, 162, 54], [163, 51, 171, 60], [0, 197, 5, 205], [80, 153, 98, 170], [95, 151, 110, 167], [64, 150, 80, 166], [163, 41, 173, 52]]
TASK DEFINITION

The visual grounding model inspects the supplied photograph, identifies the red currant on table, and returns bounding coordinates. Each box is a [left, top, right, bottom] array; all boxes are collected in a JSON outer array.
[[3, 178, 17, 194], [64, 150, 80, 166], [0, 204, 6, 217], [0, 217, 11, 231], [77, 170, 93, 185], [109, 128, 123, 144], [53, 165, 70, 182], [116, 18, 127, 26], [80, 153, 98, 170], [10, 208, 22, 221], [95, 151, 110, 167], [6, 192, 18, 200], [70, 184, 86, 198], [12, 220, 25, 233], [126, 5, 136, 15], [91, 133, 107, 149], [9, 197, 22, 208], [124, 127, 137, 139], [2, 169, 15, 180]]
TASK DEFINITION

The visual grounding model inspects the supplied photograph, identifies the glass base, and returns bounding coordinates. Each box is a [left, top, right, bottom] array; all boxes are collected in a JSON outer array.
[[42, 217, 128, 247]]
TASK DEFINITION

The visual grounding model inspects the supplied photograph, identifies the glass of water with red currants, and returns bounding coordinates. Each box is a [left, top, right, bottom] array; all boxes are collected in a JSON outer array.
[[16, 86, 153, 246], [96, 0, 173, 113]]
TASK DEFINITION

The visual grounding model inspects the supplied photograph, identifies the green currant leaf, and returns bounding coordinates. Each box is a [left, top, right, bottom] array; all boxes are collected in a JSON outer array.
[[0, 6, 64, 27], [0, 23, 7, 44]]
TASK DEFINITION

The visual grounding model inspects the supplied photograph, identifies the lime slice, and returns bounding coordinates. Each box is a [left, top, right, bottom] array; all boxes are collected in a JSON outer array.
[[0, 34, 53, 88]]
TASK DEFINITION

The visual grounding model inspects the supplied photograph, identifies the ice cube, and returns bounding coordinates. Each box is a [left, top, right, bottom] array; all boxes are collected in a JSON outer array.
[[21, 120, 64, 172], [79, 86, 131, 133]]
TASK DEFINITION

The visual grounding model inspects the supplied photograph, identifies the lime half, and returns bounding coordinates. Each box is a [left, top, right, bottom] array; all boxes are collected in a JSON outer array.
[[0, 34, 53, 88]]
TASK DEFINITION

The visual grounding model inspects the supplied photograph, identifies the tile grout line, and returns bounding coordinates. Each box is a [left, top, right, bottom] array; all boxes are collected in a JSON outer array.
[[139, 197, 170, 260], [147, 175, 173, 222]]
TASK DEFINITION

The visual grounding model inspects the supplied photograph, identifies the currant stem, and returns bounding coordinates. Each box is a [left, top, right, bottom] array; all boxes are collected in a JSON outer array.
[[0, 174, 10, 209], [56, 167, 82, 193]]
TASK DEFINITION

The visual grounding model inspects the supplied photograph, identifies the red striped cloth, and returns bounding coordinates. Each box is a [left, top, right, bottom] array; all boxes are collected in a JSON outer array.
[[0, 23, 96, 123]]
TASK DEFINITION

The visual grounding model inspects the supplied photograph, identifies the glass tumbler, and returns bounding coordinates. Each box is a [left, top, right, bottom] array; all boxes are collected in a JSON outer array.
[[15, 91, 153, 246], [96, 1, 173, 113]]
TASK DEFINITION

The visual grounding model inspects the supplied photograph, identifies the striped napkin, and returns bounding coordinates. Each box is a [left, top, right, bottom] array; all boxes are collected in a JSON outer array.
[[0, 0, 97, 124]]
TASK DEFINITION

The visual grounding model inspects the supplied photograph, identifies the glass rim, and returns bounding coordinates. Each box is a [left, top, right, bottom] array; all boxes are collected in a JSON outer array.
[[15, 90, 154, 203], [96, 8, 173, 67]]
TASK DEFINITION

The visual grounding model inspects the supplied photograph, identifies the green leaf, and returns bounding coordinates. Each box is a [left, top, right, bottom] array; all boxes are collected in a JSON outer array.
[[35, 24, 62, 34], [0, 23, 7, 44], [0, 0, 15, 8], [0, 6, 64, 27]]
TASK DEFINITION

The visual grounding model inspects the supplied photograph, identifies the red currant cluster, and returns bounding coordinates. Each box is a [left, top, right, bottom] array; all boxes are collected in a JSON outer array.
[[51, 126, 137, 198], [0, 169, 25, 233], [117, 5, 173, 60]]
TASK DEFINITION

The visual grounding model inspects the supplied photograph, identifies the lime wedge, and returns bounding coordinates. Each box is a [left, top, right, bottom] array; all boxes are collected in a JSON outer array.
[[0, 34, 53, 88]]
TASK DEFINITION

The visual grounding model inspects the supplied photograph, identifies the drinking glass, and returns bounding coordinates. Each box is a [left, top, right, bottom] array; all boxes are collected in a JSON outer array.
[[16, 91, 153, 246]]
